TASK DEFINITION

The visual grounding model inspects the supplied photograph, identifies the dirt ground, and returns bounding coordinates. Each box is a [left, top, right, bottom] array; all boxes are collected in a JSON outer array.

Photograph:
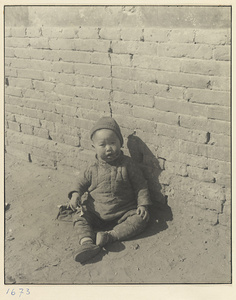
[[4, 153, 231, 284]]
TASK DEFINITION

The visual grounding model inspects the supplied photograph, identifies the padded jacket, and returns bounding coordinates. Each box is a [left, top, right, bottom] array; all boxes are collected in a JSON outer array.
[[69, 152, 152, 221]]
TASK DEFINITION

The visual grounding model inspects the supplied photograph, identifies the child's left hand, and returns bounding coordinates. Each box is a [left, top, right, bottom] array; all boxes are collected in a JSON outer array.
[[136, 205, 150, 222]]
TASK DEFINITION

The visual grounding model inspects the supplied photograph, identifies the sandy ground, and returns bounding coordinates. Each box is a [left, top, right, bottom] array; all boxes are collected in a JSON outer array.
[[4, 153, 231, 284]]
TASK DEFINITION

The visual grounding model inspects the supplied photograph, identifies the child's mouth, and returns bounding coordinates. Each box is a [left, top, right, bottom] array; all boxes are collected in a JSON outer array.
[[106, 153, 116, 160]]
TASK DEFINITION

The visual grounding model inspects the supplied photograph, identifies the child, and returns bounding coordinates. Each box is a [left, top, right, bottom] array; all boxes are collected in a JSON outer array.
[[68, 116, 152, 263]]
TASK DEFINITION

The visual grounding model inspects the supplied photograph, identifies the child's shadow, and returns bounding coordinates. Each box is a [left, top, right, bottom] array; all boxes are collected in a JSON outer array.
[[127, 134, 173, 239]]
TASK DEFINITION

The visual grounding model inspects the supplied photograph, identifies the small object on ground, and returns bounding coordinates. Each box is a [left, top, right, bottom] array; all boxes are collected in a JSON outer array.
[[56, 204, 85, 221], [56, 205, 74, 221], [5, 203, 10, 211], [132, 244, 140, 250]]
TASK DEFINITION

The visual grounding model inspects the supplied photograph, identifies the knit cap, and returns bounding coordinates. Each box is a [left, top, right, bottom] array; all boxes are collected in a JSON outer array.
[[90, 116, 123, 147]]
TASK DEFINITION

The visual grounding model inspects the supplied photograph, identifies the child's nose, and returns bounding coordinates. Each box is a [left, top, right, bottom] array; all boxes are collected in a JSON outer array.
[[106, 145, 112, 151]]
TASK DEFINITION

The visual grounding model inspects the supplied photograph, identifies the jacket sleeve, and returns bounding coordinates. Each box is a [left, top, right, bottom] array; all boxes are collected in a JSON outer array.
[[127, 159, 152, 207], [68, 165, 91, 199]]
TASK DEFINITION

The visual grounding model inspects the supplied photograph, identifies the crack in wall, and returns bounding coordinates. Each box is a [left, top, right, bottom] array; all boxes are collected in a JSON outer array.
[[220, 199, 227, 214], [207, 80, 212, 89], [108, 40, 113, 117], [108, 101, 113, 118], [97, 27, 101, 39], [205, 132, 211, 144], [28, 153, 32, 162], [178, 116, 181, 126], [193, 30, 197, 44]]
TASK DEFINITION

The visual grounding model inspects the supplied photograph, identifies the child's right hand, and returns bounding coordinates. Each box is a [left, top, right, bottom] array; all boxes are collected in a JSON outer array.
[[68, 192, 80, 211]]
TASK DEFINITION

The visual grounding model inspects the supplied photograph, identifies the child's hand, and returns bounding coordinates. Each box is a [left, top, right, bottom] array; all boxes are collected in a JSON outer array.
[[68, 192, 80, 211], [136, 205, 150, 222]]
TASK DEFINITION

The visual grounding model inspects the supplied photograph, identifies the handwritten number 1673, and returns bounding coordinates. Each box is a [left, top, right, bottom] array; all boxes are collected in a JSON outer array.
[[6, 288, 30, 297]]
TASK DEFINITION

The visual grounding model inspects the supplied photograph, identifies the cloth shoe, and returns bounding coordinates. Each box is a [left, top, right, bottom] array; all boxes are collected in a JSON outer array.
[[73, 243, 101, 263], [96, 231, 114, 247]]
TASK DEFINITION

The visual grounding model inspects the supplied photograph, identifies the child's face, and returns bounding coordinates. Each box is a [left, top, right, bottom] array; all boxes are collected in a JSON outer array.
[[92, 129, 121, 162]]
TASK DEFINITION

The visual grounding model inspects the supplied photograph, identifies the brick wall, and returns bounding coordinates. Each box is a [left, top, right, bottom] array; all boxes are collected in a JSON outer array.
[[4, 6, 231, 228]]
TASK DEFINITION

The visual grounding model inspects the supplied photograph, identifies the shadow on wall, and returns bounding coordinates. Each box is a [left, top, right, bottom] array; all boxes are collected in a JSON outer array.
[[127, 133, 165, 204], [127, 134, 173, 232]]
